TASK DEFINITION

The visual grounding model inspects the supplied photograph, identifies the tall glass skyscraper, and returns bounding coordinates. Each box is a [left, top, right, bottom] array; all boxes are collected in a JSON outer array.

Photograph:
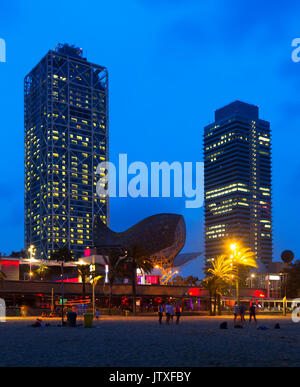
[[24, 44, 108, 259], [204, 101, 272, 266]]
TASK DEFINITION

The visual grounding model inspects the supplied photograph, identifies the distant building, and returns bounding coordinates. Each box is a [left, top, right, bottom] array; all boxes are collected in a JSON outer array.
[[24, 44, 109, 259], [204, 101, 272, 266], [246, 261, 289, 299]]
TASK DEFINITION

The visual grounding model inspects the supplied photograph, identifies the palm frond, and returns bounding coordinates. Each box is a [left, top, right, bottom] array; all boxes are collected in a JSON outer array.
[[207, 255, 234, 282], [232, 248, 258, 268]]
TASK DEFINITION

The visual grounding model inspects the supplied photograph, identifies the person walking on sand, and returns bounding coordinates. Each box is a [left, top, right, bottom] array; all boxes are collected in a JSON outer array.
[[249, 303, 257, 324], [170, 303, 175, 323], [233, 302, 239, 324], [239, 304, 246, 323], [165, 303, 171, 325], [175, 303, 182, 325], [95, 309, 101, 320], [158, 303, 164, 325]]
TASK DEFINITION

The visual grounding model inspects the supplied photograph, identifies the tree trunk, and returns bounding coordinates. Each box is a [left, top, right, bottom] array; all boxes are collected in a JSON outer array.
[[213, 292, 217, 316], [236, 264, 240, 306], [208, 293, 213, 316], [217, 294, 222, 315], [82, 277, 86, 299]]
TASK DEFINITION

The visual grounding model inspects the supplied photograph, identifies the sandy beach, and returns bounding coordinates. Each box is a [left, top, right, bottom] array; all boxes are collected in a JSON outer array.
[[0, 315, 299, 367]]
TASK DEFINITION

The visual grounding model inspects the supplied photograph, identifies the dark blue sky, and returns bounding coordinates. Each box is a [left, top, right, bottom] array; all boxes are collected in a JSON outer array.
[[0, 1, 299, 276]]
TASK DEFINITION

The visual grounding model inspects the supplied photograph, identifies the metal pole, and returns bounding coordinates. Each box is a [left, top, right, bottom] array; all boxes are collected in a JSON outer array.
[[51, 288, 54, 312], [236, 261, 240, 306], [61, 261, 64, 325], [29, 246, 32, 280], [284, 275, 287, 316], [90, 258, 96, 318], [93, 280, 95, 317]]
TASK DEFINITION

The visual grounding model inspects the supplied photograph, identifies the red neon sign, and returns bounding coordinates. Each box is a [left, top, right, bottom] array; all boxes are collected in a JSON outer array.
[[1, 260, 19, 267]]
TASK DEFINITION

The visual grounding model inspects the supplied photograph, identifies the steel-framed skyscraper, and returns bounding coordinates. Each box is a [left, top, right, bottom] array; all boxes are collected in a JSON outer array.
[[204, 101, 272, 266], [25, 44, 108, 259]]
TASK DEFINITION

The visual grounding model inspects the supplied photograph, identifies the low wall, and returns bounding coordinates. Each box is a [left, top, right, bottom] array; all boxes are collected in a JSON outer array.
[[0, 281, 267, 299], [0, 280, 192, 298]]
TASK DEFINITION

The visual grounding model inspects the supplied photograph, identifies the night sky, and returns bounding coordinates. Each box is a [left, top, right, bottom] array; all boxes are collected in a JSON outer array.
[[0, 1, 299, 277]]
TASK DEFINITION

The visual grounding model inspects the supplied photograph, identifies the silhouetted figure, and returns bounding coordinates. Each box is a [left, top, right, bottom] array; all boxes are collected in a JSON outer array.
[[233, 302, 239, 324], [158, 304, 164, 325], [176, 304, 182, 325], [249, 304, 257, 324], [239, 304, 246, 323], [170, 304, 175, 323], [165, 303, 171, 325], [95, 309, 101, 320]]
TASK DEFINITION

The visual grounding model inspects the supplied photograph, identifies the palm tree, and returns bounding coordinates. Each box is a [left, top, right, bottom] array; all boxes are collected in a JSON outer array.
[[99, 250, 126, 314], [77, 264, 90, 299], [126, 244, 153, 315], [204, 255, 233, 315], [207, 255, 233, 281], [230, 245, 257, 306], [202, 276, 218, 315]]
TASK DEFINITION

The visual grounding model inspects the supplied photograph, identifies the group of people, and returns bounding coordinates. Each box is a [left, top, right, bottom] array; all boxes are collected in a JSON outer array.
[[233, 302, 258, 324], [158, 303, 182, 325]]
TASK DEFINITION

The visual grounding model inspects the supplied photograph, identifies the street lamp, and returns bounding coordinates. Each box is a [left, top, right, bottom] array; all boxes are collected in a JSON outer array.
[[89, 264, 101, 317], [27, 245, 35, 280], [28, 244, 35, 259], [250, 273, 255, 288], [230, 243, 237, 252], [229, 242, 257, 306], [89, 265, 102, 318], [230, 243, 245, 306], [230, 242, 241, 306], [90, 264, 96, 316]]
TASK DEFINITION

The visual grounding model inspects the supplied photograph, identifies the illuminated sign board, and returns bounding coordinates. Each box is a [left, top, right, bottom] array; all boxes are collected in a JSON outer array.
[[269, 275, 280, 281]]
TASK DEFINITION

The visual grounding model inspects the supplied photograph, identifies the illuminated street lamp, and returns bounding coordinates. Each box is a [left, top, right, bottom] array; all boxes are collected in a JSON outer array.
[[250, 273, 256, 288], [230, 243, 238, 252], [229, 242, 257, 306], [90, 270, 102, 318], [230, 243, 242, 306], [28, 244, 35, 259], [27, 245, 36, 280]]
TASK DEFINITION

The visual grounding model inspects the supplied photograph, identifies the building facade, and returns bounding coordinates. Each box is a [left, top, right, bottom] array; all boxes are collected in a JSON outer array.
[[204, 101, 272, 266], [25, 44, 109, 259]]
